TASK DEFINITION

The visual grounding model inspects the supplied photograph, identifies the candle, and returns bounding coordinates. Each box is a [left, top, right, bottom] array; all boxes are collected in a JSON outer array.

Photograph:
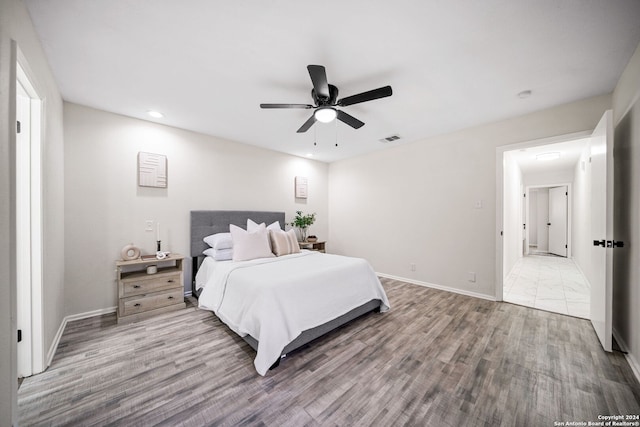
[[157, 222, 160, 241]]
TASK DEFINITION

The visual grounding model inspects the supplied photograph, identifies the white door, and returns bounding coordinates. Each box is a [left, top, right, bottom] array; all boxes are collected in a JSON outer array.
[[548, 186, 568, 257], [590, 110, 613, 352]]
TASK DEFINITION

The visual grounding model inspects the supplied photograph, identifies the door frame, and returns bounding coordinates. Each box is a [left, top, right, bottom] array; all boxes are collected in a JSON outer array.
[[524, 183, 572, 258], [16, 54, 44, 376], [495, 131, 590, 301]]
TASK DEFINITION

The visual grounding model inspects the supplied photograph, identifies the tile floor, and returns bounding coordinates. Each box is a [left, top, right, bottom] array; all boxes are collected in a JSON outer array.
[[503, 253, 590, 319]]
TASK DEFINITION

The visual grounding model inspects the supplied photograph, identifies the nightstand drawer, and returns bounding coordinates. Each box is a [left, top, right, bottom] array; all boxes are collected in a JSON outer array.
[[120, 288, 184, 316], [122, 272, 181, 297]]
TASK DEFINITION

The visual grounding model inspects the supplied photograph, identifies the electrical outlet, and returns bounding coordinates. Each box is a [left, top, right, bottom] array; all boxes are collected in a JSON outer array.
[[468, 272, 476, 283], [145, 220, 154, 231], [410, 263, 416, 272]]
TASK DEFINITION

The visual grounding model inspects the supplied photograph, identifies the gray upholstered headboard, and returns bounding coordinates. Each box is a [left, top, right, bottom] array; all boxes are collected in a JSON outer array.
[[190, 210, 285, 258], [190, 210, 285, 294]]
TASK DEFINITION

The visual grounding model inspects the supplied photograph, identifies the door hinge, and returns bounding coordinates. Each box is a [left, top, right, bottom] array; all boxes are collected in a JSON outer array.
[[566, 192, 568, 196], [565, 244, 567, 249], [17, 120, 21, 134], [610, 240, 624, 248], [500, 231, 503, 236], [17, 329, 22, 343]]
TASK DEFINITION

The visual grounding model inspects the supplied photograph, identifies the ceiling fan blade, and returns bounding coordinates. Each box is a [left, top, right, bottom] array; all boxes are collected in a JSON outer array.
[[307, 65, 330, 99], [337, 85, 393, 107], [336, 110, 364, 129], [296, 114, 317, 133], [260, 103, 313, 109]]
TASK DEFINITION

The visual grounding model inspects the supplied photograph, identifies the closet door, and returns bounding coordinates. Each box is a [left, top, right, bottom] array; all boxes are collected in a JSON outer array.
[[548, 186, 567, 257]]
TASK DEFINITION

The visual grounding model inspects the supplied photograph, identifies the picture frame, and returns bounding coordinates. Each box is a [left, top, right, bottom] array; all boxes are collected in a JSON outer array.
[[295, 176, 308, 198], [138, 152, 167, 188]]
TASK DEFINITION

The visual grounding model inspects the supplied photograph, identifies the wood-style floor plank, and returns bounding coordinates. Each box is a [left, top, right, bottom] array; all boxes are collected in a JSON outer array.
[[18, 278, 640, 426]]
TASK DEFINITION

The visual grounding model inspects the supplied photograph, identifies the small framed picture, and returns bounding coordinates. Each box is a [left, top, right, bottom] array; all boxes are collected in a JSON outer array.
[[295, 176, 308, 199], [138, 152, 167, 188]]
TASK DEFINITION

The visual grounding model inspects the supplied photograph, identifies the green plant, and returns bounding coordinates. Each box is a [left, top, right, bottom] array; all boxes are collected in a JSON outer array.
[[290, 210, 316, 230]]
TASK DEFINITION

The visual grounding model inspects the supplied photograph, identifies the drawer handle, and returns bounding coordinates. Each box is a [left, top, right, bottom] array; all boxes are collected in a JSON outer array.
[[168, 296, 174, 300], [167, 279, 174, 283], [133, 285, 141, 289], [134, 303, 141, 307]]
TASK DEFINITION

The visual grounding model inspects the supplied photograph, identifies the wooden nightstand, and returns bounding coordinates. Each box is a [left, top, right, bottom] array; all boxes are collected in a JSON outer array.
[[298, 240, 326, 253], [115, 254, 186, 324]]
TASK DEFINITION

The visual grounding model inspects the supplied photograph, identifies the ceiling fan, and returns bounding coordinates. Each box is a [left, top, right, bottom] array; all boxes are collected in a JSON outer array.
[[260, 65, 393, 133]]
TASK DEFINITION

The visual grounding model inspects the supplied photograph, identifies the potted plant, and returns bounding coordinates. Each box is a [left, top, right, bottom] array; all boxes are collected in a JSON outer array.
[[290, 210, 316, 242]]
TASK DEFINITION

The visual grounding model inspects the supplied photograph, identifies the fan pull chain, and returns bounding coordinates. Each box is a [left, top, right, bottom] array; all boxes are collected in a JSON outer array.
[[334, 118, 338, 147]]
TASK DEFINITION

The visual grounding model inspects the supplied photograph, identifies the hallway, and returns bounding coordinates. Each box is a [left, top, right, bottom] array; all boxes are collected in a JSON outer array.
[[503, 254, 590, 319]]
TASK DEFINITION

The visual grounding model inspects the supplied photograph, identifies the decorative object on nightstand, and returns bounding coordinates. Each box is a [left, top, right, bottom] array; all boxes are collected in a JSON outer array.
[[115, 253, 185, 324], [120, 243, 141, 261], [298, 240, 326, 253], [306, 235, 318, 242], [290, 210, 316, 242]]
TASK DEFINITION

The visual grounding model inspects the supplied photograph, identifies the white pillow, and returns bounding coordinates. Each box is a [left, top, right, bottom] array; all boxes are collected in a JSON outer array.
[[203, 232, 233, 250], [203, 247, 233, 261], [269, 229, 301, 257], [230, 223, 274, 261], [247, 219, 282, 232]]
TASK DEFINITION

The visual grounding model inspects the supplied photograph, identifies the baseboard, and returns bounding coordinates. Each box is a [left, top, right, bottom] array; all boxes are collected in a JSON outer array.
[[376, 272, 496, 302], [613, 327, 640, 384], [46, 306, 117, 369]]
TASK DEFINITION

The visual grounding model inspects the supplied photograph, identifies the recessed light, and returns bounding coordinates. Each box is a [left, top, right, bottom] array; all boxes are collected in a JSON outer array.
[[306, 153, 313, 157], [536, 152, 560, 161], [147, 110, 164, 118], [517, 90, 532, 99]]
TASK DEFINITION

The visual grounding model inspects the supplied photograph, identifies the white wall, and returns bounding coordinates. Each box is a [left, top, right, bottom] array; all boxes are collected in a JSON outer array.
[[611, 41, 640, 380], [503, 151, 523, 277], [0, 0, 65, 424], [64, 103, 329, 315], [571, 145, 592, 282], [328, 94, 611, 299]]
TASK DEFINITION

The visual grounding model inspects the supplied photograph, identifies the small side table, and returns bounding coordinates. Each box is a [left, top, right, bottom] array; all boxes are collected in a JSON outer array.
[[298, 240, 326, 253]]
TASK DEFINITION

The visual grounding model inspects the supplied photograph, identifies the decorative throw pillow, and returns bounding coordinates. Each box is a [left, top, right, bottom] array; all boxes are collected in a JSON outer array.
[[203, 232, 233, 250], [230, 223, 274, 261], [247, 219, 282, 232], [269, 228, 301, 257]]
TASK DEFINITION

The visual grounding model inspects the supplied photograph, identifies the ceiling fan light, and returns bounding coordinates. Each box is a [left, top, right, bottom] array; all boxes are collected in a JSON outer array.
[[315, 107, 337, 123]]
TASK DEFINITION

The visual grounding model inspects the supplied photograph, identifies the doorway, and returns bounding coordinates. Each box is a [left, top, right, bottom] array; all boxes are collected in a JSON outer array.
[[497, 135, 591, 318], [16, 61, 44, 378], [526, 185, 568, 257]]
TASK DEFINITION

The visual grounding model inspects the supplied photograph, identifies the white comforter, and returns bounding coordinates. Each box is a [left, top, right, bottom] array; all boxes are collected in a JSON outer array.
[[196, 251, 390, 375]]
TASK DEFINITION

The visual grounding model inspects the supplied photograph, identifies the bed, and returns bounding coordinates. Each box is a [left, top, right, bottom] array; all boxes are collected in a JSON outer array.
[[190, 210, 390, 375]]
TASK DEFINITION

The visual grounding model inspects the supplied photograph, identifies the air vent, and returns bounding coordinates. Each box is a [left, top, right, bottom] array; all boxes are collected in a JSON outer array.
[[380, 134, 401, 143]]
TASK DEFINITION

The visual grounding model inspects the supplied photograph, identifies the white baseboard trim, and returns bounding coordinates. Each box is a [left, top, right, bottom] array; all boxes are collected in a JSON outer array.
[[376, 272, 496, 302], [613, 327, 640, 384], [46, 306, 117, 369]]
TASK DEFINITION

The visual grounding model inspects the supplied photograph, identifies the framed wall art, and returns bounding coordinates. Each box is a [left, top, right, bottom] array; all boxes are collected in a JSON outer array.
[[295, 176, 308, 199], [138, 152, 167, 188]]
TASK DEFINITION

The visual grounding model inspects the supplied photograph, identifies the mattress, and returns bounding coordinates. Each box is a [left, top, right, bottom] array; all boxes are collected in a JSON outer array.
[[196, 251, 390, 375]]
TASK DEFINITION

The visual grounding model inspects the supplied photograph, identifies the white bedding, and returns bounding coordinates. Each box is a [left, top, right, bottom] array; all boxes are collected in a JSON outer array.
[[196, 251, 390, 375]]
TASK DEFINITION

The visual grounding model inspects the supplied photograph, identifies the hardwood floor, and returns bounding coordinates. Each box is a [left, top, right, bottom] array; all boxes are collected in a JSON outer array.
[[18, 279, 640, 426]]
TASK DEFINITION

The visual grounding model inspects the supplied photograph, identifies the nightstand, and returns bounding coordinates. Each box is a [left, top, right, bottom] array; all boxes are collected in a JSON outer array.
[[115, 254, 186, 324], [298, 240, 326, 253]]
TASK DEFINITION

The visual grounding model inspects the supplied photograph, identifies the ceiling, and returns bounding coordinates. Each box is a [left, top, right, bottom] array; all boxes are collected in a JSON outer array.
[[509, 137, 589, 176], [25, 0, 640, 163]]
